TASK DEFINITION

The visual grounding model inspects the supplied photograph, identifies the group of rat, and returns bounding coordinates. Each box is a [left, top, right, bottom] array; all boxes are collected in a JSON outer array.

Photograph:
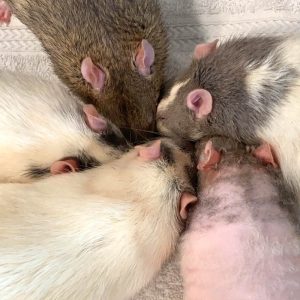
[[0, 0, 298, 299]]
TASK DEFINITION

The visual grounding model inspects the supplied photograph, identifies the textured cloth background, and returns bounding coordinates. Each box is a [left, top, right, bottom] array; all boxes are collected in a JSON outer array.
[[0, 0, 300, 299]]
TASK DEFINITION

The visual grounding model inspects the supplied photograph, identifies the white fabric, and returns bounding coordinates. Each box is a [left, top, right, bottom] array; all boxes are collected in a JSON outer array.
[[0, 0, 299, 299]]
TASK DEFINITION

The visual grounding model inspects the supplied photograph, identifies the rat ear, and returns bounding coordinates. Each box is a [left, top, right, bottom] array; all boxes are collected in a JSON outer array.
[[134, 39, 155, 77], [136, 140, 161, 161], [186, 89, 212, 118], [81, 57, 106, 91], [82, 104, 107, 133], [252, 143, 278, 168], [50, 158, 79, 175], [179, 192, 198, 220], [197, 140, 221, 170], [0, 1, 12, 25], [193, 39, 218, 60]]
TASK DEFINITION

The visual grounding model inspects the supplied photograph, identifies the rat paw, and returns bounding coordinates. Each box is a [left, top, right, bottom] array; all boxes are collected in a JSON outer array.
[[0, 1, 11, 25]]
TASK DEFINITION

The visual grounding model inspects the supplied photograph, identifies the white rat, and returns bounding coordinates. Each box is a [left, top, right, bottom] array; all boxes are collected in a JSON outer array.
[[0, 138, 197, 299], [0, 71, 129, 182]]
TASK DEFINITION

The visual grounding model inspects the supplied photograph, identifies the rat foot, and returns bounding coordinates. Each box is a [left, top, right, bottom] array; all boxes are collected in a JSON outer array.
[[0, 1, 11, 25]]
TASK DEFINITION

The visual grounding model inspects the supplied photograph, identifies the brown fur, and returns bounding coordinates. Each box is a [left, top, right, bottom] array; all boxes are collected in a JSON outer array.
[[6, 0, 168, 130]]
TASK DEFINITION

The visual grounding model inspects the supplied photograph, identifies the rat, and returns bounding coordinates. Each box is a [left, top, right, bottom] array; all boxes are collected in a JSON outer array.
[[0, 71, 130, 183], [156, 35, 300, 207], [0, 0, 168, 131], [181, 136, 300, 300], [0, 138, 197, 299]]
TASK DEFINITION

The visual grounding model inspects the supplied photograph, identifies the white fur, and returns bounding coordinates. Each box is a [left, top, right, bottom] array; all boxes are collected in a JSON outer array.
[[246, 58, 277, 112], [0, 144, 185, 299], [0, 71, 122, 182], [157, 79, 190, 113], [256, 36, 300, 199], [157, 79, 190, 135]]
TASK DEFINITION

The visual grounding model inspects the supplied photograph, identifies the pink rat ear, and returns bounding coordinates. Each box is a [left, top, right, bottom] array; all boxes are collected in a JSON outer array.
[[179, 192, 198, 220], [134, 39, 155, 77], [186, 89, 213, 118], [193, 39, 218, 60], [0, 1, 12, 25], [252, 143, 278, 168], [136, 140, 161, 161], [83, 104, 107, 133], [81, 57, 106, 91], [50, 158, 79, 175], [197, 140, 221, 171]]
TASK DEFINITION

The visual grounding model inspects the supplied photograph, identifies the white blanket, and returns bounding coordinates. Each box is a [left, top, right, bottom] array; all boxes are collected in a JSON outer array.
[[0, 0, 299, 299]]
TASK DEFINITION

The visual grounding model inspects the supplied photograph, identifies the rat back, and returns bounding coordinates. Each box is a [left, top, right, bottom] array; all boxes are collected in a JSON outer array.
[[5, 0, 168, 131], [181, 138, 300, 300], [0, 138, 196, 299], [0, 71, 128, 183]]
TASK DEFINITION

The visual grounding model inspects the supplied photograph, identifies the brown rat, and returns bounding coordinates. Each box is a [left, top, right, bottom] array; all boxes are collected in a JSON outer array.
[[0, 71, 130, 183], [2, 0, 168, 131], [157, 35, 300, 210]]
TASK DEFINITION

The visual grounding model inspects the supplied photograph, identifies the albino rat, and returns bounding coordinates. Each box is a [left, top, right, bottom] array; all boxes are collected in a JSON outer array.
[[0, 138, 197, 299], [0, 71, 129, 183], [181, 137, 300, 300], [157, 35, 300, 207], [1, 0, 168, 130]]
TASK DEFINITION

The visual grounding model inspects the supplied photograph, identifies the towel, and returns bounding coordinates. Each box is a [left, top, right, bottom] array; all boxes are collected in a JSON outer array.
[[0, 0, 299, 299]]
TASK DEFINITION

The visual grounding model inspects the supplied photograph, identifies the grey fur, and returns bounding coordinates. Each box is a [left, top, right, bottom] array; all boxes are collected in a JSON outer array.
[[158, 36, 298, 143], [192, 137, 299, 230]]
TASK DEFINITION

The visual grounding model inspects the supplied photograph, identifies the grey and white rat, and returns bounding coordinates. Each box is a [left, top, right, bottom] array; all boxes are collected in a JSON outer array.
[[0, 138, 197, 299], [181, 136, 300, 300], [157, 35, 300, 207], [1, 0, 168, 131], [0, 71, 129, 183]]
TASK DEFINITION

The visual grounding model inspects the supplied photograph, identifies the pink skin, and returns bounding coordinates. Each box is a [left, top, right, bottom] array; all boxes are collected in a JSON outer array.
[[82, 104, 107, 133], [80, 39, 154, 91], [47, 104, 105, 177], [0, 1, 11, 25], [186, 89, 213, 118], [135, 39, 155, 77], [186, 40, 219, 117], [136, 140, 197, 220], [81, 57, 106, 92], [253, 142, 278, 168], [193, 39, 218, 60], [181, 141, 300, 300], [50, 158, 79, 175]]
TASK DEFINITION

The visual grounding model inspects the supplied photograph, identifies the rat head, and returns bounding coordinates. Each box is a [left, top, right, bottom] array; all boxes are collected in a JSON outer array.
[[157, 38, 281, 142], [196, 136, 278, 187], [109, 138, 198, 222], [156, 40, 219, 140], [80, 38, 167, 131]]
